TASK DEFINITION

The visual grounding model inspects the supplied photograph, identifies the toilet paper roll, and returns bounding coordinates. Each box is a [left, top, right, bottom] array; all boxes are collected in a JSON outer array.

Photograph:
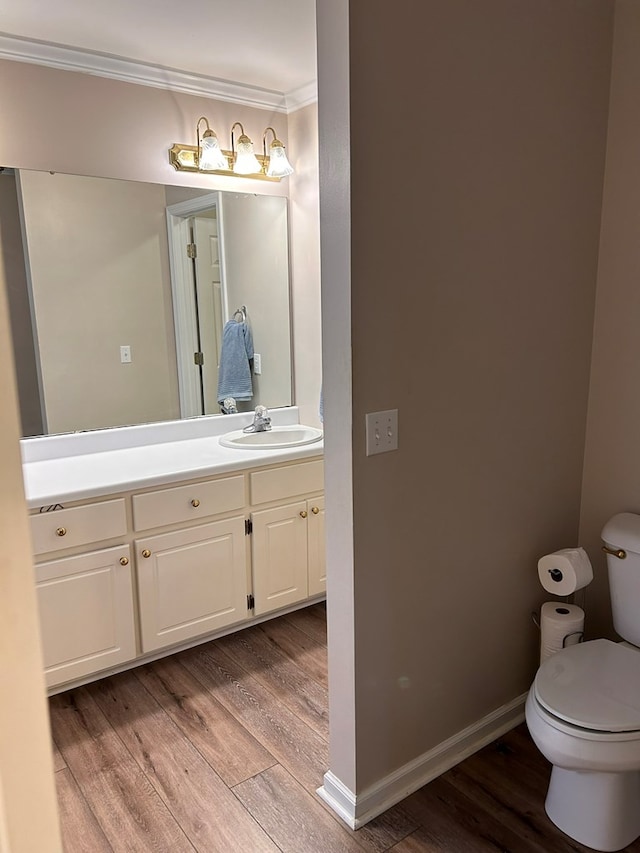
[[537, 547, 593, 596], [540, 601, 585, 664]]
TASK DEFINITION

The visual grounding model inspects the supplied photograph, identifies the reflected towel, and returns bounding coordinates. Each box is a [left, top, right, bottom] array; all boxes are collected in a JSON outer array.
[[217, 320, 254, 403]]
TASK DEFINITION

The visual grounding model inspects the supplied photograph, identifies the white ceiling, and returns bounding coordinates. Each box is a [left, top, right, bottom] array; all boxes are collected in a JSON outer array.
[[0, 0, 317, 110]]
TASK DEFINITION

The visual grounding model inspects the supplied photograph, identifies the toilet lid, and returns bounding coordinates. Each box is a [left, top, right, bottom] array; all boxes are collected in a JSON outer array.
[[534, 639, 640, 733]]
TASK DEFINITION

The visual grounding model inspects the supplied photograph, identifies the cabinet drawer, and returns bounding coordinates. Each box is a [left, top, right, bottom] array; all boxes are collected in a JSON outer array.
[[30, 499, 127, 556], [250, 460, 324, 506], [133, 475, 245, 531]]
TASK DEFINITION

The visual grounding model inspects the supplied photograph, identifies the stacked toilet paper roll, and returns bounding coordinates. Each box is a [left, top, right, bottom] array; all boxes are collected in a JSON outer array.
[[539, 601, 585, 663], [537, 547, 593, 596]]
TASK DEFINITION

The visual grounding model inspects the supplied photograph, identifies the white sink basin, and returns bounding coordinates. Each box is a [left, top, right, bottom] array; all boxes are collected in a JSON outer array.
[[219, 424, 323, 450]]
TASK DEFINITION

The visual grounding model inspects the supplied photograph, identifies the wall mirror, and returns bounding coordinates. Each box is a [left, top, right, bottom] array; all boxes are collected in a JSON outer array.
[[0, 169, 293, 438]]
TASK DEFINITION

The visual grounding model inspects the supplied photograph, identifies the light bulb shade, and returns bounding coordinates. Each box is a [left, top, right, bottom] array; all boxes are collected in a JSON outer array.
[[266, 144, 294, 177], [199, 133, 228, 171], [234, 135, 261, 175]]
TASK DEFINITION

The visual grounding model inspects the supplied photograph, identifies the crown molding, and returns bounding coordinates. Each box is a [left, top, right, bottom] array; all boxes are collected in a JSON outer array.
[[286, 81, 318, 112], [0, 33, 318, 114]]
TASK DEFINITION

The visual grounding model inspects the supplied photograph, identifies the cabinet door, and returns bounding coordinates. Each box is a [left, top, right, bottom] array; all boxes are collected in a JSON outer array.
[[252, 501, 309, 616], [136, 517, 248, 652], [307, 496, 326, 596], [36, 545, 135, 689]]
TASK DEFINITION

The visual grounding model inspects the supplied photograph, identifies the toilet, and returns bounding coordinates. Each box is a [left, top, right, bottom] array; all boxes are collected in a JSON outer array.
[[525, 512, 640, 852]]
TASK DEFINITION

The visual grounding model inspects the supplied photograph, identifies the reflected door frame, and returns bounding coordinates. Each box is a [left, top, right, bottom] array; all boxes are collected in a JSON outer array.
[[166, 193, 229, 418]]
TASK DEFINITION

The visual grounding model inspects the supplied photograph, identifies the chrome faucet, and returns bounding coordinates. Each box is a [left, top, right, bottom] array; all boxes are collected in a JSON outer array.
[[244, 405, 271, 433]]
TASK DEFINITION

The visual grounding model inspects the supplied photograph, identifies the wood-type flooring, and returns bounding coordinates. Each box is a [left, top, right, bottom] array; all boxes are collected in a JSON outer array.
[[49, 602, 640, 852]]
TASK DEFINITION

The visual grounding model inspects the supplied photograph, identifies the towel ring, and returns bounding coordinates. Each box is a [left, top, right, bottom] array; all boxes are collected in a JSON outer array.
[[234, 305, 247, 323]]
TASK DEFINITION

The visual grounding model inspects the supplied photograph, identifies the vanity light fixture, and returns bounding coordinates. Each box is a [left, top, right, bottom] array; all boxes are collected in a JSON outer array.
[[196, 116, 229, 171], [231, 122, 262, 175], [168, 117, 294, 181], [263, 127, 294, 178]]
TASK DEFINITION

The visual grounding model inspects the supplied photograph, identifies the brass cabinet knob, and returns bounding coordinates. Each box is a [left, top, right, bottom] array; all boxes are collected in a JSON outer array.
[[141, 549, 151, 558], [191, 499, 200, 508], [119, 556, 129, 566], [311, 506, 320, 515], [56, 527, 67, 537], [299, 510, 308, 519]]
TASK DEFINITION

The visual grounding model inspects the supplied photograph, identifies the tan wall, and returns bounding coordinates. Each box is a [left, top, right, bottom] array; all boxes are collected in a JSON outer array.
[[19, 170, 180, 433], [319, 0, 614, 792], [0, 273, 62, 849], [579, 0, 640, 640], [289, 103, 322, 427]]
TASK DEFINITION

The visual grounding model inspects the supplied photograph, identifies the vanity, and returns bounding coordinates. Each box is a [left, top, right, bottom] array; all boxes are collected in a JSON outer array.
[[22, 408, 325, 694]]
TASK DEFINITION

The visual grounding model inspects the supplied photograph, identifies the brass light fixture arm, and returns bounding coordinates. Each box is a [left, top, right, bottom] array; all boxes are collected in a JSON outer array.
[[263, 126, 278, 158], [231, 121, 246, 155]]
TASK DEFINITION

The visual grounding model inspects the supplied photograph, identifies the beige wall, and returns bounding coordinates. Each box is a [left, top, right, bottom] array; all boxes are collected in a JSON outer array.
[[289, 103, 322, 427], [0, 276, 62, 849], [319, 0, 613, 793], [579, 0, 640, 640], [19, 170, 180, 433]]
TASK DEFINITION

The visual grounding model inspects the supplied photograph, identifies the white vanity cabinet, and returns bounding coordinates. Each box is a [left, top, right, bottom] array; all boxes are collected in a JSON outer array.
[[30, 500, 136, 689], [249, 460, 325, 616], [28, 454, 324, 692]]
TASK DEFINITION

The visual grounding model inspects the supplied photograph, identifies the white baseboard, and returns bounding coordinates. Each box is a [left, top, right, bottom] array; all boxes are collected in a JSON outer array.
[[317, 691, 527, 829]]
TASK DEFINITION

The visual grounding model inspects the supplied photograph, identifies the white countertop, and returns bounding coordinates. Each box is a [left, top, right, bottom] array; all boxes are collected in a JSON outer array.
[[21, 408, 323, 509]]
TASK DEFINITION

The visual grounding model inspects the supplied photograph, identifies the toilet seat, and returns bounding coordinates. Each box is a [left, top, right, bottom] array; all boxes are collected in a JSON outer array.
[[534, 639, 640, 733]]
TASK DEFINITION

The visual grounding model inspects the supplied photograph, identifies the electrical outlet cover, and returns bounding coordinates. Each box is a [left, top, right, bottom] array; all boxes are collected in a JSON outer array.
[[365, 409, 399, 456]]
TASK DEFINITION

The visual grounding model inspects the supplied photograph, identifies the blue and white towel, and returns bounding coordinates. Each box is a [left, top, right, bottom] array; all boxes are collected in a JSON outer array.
[[217, 320, 254, 403]]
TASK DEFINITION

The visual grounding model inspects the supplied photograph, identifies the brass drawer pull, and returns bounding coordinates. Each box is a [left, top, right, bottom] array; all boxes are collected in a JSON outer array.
[[299, 510, 308, 519], [311, 506, 320, 515], [141, 549, 151, 558], [56, 527, 67, 537], [120, 556, 129, 566], [191, 499, 200, 508], [602, 545, 626, 560]]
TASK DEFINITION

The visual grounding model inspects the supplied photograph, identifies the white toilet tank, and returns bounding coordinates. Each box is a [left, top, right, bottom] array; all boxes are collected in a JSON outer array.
[[602, 512, 640, 647]]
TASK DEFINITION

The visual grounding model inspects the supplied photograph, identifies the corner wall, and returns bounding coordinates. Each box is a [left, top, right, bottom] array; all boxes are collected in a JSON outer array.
[[319, 0, 614, 799], [579, 0, 640, 639], [0, 256, 62, 850]]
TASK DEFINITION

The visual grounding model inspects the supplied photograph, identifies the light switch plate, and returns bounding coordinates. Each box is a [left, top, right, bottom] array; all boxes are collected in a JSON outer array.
[[365, 409, 399, 456], [253, 353, 262, 375]]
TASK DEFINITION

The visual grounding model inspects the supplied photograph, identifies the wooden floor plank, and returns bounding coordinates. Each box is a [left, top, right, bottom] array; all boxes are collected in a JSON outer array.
[[52, 607, 640, 853], [135, 655, 277, 787], [233, 764, 368, 853], [282, 604, 327, 645], [258, 613, 328, 688], [51, 737, 66, 772], [215, 622, 330, 739], [178, 641, 329, 796], [90, 670, 280, 853], [401, 774, 543, 853], [55, 767, 112, 853], [180, 639, 417, 853], [49, 689, 194, 852]]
